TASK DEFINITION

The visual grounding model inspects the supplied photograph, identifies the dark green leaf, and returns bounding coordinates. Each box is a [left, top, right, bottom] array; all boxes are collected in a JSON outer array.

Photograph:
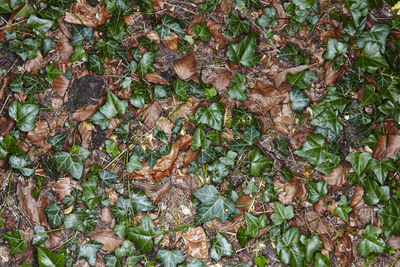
[[2, 230, 27, 254], [138, 52, 155, 78], [45, 203, 64, 227], [77, 240, 103, 266], [130, 188, 155, 212], [262, 180, 278, 203], [243, 179, 258, 195], [366, 158, 396, 185], [127, 215, 155, 253], [345, 152, 372, 176], [9, 38, 40, 61], [270, 202, 294, 225], [248, 147, 271, 177], [290, 88, 309, 112], [88, 54, 105, 75], [306, 180, 328, 204], [95, 39, 121, 61], [27, 14, 53, 38], [32, 225, 48, 245], [71, 45, 88, 62], [286, 71, 306, 89], [110, 197, 134, 219], [379, 198, 400, 236], [225, 12, 250, 37], [277, 42, 309, 66], [228, 73, 247, 101], [99, 170, 118, 188], [227, 32, 259, 67], [244, 212, 267, 238], [357, 24, 390, 53], [157, 249, 185, 267], [334, 204, 352, 223], [256, 7, 277, 28], [23, 75, 47, 95], [9, 155, 34, 176], [64, 208, 98, 234], [195, 102, 225, 131], [155, 15, 185, 39], [54, 151, 84, 179], [360, 84, 379, 106], [70, 24, 93, 46], [310, 107, 343, 136], [358, 225, 386, 257], [210, 233, 235, 261], [100, 91, 128, 119], [276, 227, 304, 267], [273, 138, 289, 157], [197, 148, 216, 164], [314, 252, 330, 267], [193, 185, 236, 224], [300, 235, 323, 264], [37, 246, 65, 267], [356, 42, 389, 72], [173, 78, 189, 102], [142, 150, 161, 170], [323, 38, 348, 60], [8, 100, 39, 132], [127, 154, 143, 172], [49, 134, 66, 152], [104, 255, 122, 267], [191, 127, 207, 151], [193, 23, 211, 41]]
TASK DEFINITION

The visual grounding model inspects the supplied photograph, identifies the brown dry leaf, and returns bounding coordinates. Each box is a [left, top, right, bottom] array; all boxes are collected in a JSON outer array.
[[17, 179, 48, 226], [146, 31, 160, 43], [72, 103, 102, 121], [52, 74, 70, 97], [156, 117, 174, 137], [172, 173, 199, 193], [123, 12, 139, 26], [27, 114, 68, 149], [64, 0, 111, 27], [142, 101, 162, 128], [52, 177, 82, 201], [24, 50, 43, 74], [323, 164, 348, 186], [388, 235, 400, 250], [152, 0, 165, 10], [270, 98, 293, 134], [373, 135, 400, 160], [54, 30, 73, 63], [335, 233, 354, 267], [274, 65, 313, 88], [289, 129, 312, 150], [174, 54, 196, 80], [182, 227, 209, 258], [272, 0, 290, 29], [78, 122, 94, 149], [145, 72, 170, 85], [313, 195, 327, 215], [320, 234, 334, 256], [250, 80, 289, 114], [0, 117, 14, 137], [163, 34, 179, 52], [324, 62, 344, 86], [89, 231, 124, 251], [306, 211, 331, 235], [220, 0, 230, 14], [205, 69, 232, 93], [207, 21, 227, 48]]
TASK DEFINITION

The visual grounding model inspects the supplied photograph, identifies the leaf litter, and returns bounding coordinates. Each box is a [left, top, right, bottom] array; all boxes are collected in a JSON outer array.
[[0, 0, 400, 266]]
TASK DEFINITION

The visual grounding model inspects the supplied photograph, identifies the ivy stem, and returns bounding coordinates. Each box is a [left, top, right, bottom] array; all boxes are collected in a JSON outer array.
[[31, 227, 65, 239]]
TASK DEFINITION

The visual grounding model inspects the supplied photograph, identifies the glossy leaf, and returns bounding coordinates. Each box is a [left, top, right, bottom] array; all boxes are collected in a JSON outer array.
[[2, 230, 27, 254], [228, 73, 247, 101], [126, 154, 143, 172], [195, 102, 225, 131], [130, 188, 155, 212], [138, 52, 155, 78], [210, 233, 235, 261], [127, 215, 155, 253], [27, 14, 53, 38], [358, 225, 386, 257], [77, 240, 103, 266], [37, 246, 65, 267], [70, 24, 93, 46], [366, 158, 395, 185], [156, 249, 185, 267], [290, 88, 309, 112], [248, 147, 271, 177], [271, 202, 294, 225], [379, 198, 400, 236], [345, 152, 372, 176], [225, 12, 250, 37], [276, 227, 305, 267], [45, 203, 64, 227], [306, 180, 328, 204], [227, 32, 259, 67], [193, 22, 211, 41], [155, 15, 185, 39], [100, 91, 128, 119], [8, 100, 39, 132]]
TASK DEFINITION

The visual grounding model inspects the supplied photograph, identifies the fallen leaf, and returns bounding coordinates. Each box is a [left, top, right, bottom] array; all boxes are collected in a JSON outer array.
[[145, 72, 170, 85], [72, 103, 102, 121], [17, 179, 48, 226], [320, 234, 334, 255], [250, 80, 289, 114], [313, 195, 327, 215], [324, 62, 344, 86], [373, 135, 400, 160], [289, 129, 312, 150], [187, 15, 205, 36], [306, 211, 331, 235], [335, 233, 354, 267], [27, 114, 68, 149], [205, 69, 232, 93], [271, 0, 290, 29], [182, 227, 209, 258], [24, 50, 43, 74], [270, 98, 293, 134], [274, 65, 313, 88], [64, 0, 111, 27], [388, 235, 400, 250], [78, 122, 94, 149], [52, 177, 82, 201], [207, 21, 227, 48], [89, 230, 124, 251], [142, 101, 162, 128], [152, 0, 165, 10], [163, 34, 179, 52], [0, 117, 15, 136], [323, 164, 348, 186], [220, 0, 230, 14], [174, 54, 196, 80], [52, 74, 70, 97]]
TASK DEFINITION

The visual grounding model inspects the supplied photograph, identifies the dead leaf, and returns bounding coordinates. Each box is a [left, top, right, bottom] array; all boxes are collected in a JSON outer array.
[[27, 114, 68, 149], [163, 34, 179, 52], [0, 117, 14, 136], [142, 101, 162, 128], [274, 65, 313, 88], [305, 211, 331, 235], [320, 234, 334, 256], [146, 31, 160, 43], [24, 50, 43, 74], [152, 0, 165, 10], [289, 129, 312, 150], [323, 164, 348, 186], [207, 21, 227, 48], [373, 135, 400, 160], [220, 0, 230, 14], [78, 122, 94, 149], [145, 72, 170, 85], [72, 103, 102, 121], [101, 207, 114, 224], [52, 177, 82, 201], [89, 230, 124, 251], [313, 195, 327, 215], [182, 227, 209, 258], [64, 0, 111, 27], [388, 235, 400, 250], [270, 98, 293, 134], [272, 0, 290, 29], [17, 179, 48, 226], [172, 173, 199, 193], [250, 80, 289, 114], [324, 62, 344, 86], [174, 54, 196, 80], [335, 233, 354, 267], [52, 74, 70, 97], [205, 69, 232, 93]]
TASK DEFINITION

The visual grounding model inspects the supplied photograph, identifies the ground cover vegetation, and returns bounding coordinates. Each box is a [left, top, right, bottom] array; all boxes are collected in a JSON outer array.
[[0, 0, 400, 266]]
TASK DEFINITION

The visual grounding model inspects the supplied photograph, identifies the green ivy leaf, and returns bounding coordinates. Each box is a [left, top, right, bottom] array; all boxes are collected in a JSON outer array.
[[306, 180, 328, 204], [0, 1, 12, 13], [70, 24, 93, 46], [357, 24, 390, 53], [130, 82, 151, 108], [195, 102, 225, 131], [187, 258, 204, 267], [130, 188, 155, 212], [138, 52, 155, 78], [32, 225, 48, 245], [157, 249, 185, 267], [54, 151, 84, 179], [276, 227, 304, 267], [345, 152, 372, 176], [323, 38, 348, 60], [314, 252, 330, 267], [310, 107, 343, 136], [357, 225, 387, 257], [49, 134, 66, 152], [142, 150, 161, 170], [24, 74, 47, 94], [45, 203, 64, 227], [379, 198, 400, 236], [273, 138, 289, 157], [290, 88, 309, 112], [193, 185, 236, 225], [37, 246, 64, 267], [95, 39, 121, 61], [127, 215, 155, 253], [127, 154, 143, 172], [262, 180, 278, 203], [99, 170, 118, 188], [379, 100, 400, 125], [292, 0, 314, 9], [198, 148, 216, 164], [100, 91, 128, 119], [277, 42, 309, 66], [210, 233, 235, 261], [360, 84, 379, 106], [8, 100, 39, 132], [227, 32, 259, 67], [9, 155, 34, 176], [364, 178, 390, 206], [243, 179, 258, 195], [256, 7, 277, 28], [300, 235, 323, 264], [270, 202, 294, 225], [173, 78, 189, 102], [82, 176, 99, 210], [334, 202, 352, 223], [110, 197, 134, 220], [228, 73, 247, 101], [356, 42, 389, 72], [114, 124, 130, 143], [230, 126, 261, 152], [225, 12, 250, 37], [193, 23, 211, 41], [104, 255, 122, 267], [2, 230, 27, 254], [366, 158, 395, 185], [286, 71, 306, 89], [27, 14, 53, 38], [244, 212, 267, 238], [9, 38, 40, 61], [64, 207, 98, 234], [155, 15, 185, 39], [77, 240, 103, 266], [88, 54, 105, 75], [191, 128, 208, 151], [248, 147, 271, 177]]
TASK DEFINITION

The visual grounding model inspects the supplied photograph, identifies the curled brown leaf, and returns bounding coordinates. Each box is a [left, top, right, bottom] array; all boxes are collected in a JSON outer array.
[[174, 54, 196, 80], [182, 227, 209, 258], [89, 230, 124, 251]]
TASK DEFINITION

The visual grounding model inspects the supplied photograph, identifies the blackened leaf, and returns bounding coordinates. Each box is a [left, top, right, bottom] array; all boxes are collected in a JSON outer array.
[[127, 215, 155, 253], [8, 100, 39, 132], [37, 246, 64, 267], [210, 233, 235, 261], [1, 230, 27, 254], [227, 32, 259, 67], [195, 102, 225, 131], [193, 185, 236, 225], [77, 240, 103, 266], [156, 249, 185, 267]]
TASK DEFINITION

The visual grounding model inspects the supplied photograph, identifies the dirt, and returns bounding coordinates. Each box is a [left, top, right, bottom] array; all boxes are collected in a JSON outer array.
[[65, 74, 104, 112], [91, 128, 106, 149], [0, 43, 23, 72]]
